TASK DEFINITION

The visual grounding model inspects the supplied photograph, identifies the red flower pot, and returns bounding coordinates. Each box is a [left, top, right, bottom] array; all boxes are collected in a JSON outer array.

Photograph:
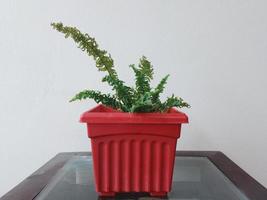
[[80, 104, 188, 197]]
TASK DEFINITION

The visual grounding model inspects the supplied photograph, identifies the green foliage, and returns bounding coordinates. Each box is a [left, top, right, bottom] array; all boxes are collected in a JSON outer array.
[[51, 22, 116, 77], [51, 22, 190, 112], [70, 90, 126, 110], [51, 22, 134, 108], [151, 74, 170, 103], [161, 95, 190, 112], [130, 56, 153, 97], [101, 75, 134, 109]]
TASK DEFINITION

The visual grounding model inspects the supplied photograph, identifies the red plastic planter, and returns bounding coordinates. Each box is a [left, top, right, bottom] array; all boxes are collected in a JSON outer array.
[[80, 104, 188, 197]]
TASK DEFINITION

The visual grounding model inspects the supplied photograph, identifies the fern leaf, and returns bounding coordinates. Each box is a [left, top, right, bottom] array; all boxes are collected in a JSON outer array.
[[139, 56, 153, 80], [70, 89, 126, 111], [160, 95, 190, 112], [129, 64, 150, 96], [130, 56, 154, 97], [102, 75, 134, 109], [129, 92, 155, 112], [51, 22, 117, 78], [151, 74, 169, 103]]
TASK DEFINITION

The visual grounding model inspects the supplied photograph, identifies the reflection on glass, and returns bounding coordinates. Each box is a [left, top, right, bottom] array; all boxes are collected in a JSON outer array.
[[35, 156, 249, 200]]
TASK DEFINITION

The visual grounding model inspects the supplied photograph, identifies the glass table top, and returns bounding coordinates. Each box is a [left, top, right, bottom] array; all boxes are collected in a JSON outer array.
[[35, 156, 249, 200]]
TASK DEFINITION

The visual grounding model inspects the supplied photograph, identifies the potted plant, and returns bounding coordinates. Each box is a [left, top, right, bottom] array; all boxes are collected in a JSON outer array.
[[51, 22, 190, 197]]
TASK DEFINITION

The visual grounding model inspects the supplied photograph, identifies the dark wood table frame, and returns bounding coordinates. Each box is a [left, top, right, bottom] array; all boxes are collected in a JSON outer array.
[[1, 151, 266, 200]]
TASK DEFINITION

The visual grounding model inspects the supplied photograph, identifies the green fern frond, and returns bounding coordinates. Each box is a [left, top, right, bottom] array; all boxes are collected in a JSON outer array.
[[129, 92, 155, 113], [51, 22, 134, 109], [151, 74, 170, 103], [139, 56, 153, 80], [51, 22, 117, 78], [70, 90, 126, 111], [160, 95, 191, 112], [130, 56, 154, 97], [102, 75, 134, 108], [130, 64, 150, 96]]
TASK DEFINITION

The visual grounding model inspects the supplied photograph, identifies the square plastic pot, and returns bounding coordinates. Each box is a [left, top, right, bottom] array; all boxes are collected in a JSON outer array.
[[80, 104, 188, 197]]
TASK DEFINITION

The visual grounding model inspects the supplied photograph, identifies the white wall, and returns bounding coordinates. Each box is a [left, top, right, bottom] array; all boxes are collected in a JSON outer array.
[[1, 0, 267, 196]]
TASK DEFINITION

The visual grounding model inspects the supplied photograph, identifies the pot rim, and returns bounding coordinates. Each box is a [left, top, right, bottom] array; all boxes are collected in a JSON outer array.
[[80, 104, 188, 124]]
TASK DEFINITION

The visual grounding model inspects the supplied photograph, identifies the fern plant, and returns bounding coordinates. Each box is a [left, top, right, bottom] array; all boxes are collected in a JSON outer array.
[[51, 22, 190, 112]]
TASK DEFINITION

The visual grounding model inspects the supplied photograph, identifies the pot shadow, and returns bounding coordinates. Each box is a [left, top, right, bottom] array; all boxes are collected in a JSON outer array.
[[98, 192, 168, 200]]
